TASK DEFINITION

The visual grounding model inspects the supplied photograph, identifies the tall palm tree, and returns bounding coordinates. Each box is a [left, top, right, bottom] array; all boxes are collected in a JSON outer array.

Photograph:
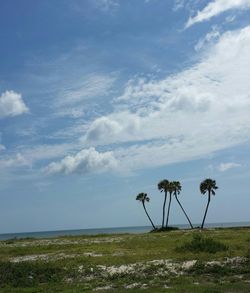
[[136, 193, 156, 230], [158, 179, 169, 228], [200, 178, 218, 229], [165, 181, 175, 228], [172, 181, 193, 229]]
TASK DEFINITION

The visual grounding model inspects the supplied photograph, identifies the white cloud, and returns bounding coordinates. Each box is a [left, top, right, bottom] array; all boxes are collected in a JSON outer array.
[[218, 162, 241, 172], [45, 147, 117, 175], [81, 26, 250, 171], [0, 153, 30, 169], [56, 74, 116, 107], [19, 143, 78, 162], [0, 143, 78, 172], [54, 107, 85, 118], [186, 0, 250, 28], [84, 113, 140, 145], [0, 91, 29, 118], [6, 26, 250, 175], [173, 0, 185, 11], [225, 14, 236, 23]]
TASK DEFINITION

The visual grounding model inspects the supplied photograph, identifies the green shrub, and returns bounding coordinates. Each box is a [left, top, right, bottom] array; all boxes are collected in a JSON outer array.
[[151, 226, 179, 233], [176, 234, 228, 253], [0, 261, 64, 287]]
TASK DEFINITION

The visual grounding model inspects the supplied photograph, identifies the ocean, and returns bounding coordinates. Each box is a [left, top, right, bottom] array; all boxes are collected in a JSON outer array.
[[1, 221, 249, 241]]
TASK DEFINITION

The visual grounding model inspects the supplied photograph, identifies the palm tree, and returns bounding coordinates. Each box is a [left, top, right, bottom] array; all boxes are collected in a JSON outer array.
[[172, 181, 193, 229], [200, 178, 218, 229], [165, 181, 175, 228], [158, 179, 169, 228], [136, 193, 156, 230]]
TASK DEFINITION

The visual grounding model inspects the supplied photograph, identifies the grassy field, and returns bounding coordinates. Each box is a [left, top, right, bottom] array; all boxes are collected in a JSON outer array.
[[0, 227, 250, 292]]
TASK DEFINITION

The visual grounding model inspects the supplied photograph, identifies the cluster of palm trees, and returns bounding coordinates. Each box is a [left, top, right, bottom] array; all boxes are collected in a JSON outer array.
[[136, 178, 218, 230]]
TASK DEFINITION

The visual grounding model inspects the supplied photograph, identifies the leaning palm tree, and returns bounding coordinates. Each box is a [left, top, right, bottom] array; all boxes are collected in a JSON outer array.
[[200, 178, 218, 229], [158, 179, 169, 228], [172, 181, 193, 229], [136, 193, 156, 230], [165, 181, 175, 228]]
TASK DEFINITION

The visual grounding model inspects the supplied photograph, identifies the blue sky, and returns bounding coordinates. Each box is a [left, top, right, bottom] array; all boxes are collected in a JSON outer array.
[[1, 0, 250, 233]]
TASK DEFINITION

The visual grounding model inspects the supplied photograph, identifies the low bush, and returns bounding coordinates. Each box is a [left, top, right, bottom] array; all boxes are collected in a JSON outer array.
[[151, 226, 179, 233], [176, 234, 228, 253], [0, 261, 64, 287]]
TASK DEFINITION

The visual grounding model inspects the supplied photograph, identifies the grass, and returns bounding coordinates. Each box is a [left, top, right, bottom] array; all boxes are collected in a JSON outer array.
[[0, 227, 249, 292]]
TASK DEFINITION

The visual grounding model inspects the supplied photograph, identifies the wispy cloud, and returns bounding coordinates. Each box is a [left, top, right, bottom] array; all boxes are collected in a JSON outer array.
[[194, 26, 220, 51], [70, 0, 119, 14], [0, 144, 5, 152], [173, 0, 185, 11], [185, 0, 250, 28], [0, 91, 29, 118], [18, 143, 78, 163], [0, 142, 79, 172], [94, 0, 119, 11], [78, 25, 250, 172], [4, 21, 250, 177], [218, 162, 241, 172], [55, 74, 116, 107], [0, 153, 30, 169]]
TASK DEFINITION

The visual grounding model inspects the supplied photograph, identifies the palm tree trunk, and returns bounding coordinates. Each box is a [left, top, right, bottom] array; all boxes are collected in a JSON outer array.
[[201, 191, 211, 229], [142, 202, 156, 230], [162, 192, 167, 228], [175, 195, 193, 229], [165, 193, 172, 228]]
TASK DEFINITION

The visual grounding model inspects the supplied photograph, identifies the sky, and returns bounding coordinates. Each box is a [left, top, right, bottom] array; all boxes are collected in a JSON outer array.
[[0, 0, 250, 234]]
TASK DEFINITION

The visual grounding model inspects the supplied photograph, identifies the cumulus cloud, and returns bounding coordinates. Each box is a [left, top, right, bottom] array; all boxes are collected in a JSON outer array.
[[0, 91, 29, 118], [81, 25, 250, 171], [185, 0, 250, 28], [84, 113, 140, 145], [217, 162, 241, 172], [45, 147, 117, 175]]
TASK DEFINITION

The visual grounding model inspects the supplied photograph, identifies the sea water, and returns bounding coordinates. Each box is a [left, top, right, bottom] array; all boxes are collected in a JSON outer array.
[[1, 221, 250, 241]]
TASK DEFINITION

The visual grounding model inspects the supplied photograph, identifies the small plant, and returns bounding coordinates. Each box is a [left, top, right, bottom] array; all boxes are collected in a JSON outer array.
[[176, 234, 228, 253]]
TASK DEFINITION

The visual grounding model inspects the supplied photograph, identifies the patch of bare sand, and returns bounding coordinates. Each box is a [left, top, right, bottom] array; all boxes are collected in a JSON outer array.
[[1, 237, 123, 248], [10, 251, 105, 263]]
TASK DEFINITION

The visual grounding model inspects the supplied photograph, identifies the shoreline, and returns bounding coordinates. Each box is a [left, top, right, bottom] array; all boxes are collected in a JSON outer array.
[[1, 222, 250, 241]]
